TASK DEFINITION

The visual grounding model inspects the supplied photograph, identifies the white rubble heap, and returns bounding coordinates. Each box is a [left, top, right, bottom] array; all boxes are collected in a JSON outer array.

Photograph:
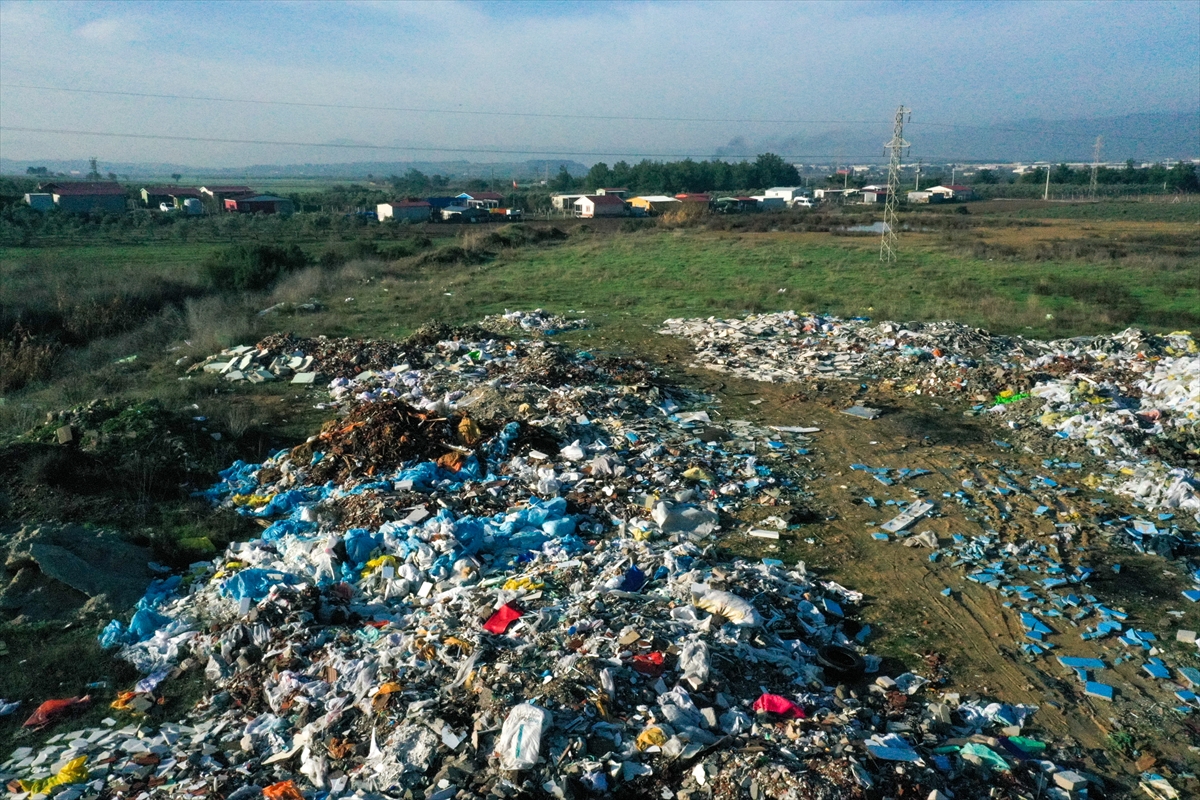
[[661, 312, 1199, 522]]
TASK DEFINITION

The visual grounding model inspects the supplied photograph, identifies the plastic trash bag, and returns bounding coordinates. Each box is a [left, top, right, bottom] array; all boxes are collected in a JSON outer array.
[[19, 755, 88, 792], [23, 695, 90, 728], [497, 703, 552, 770], [263, 779, 306, 800], [752, 693, 806, 719], [694, 589, 762, 627], [678, 640, 710, 686], [129, 608, 172, 642], [220, 568, 298, 602], [483, 603, 523, 634]]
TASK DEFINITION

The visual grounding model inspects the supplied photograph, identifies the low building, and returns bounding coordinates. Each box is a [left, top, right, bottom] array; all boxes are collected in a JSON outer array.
[[628, 195, 681, 215], [41, 182, 127, 214], [573, 194, 626, 218], [595, 187, 628, 197], [24, 193, 55, 212], [714, 196, 759, 213], [425, 196, 460, 211], [440, 205, 490, 222], [223, 194, 294, 215], [200, 185, 254, 203], [861, 189, 890, 204], [551, 193, 586, 212], [763, 186, 806, 203], [141, 186, 202, 208], [750, 195, 786, 210], [457, 191, 504, 209], [674, 193, 712, 204], [377, 200, 433, 222], [813, 188, 848, 200], [907, 191, 935, 204], [927, 184, 975, 201]]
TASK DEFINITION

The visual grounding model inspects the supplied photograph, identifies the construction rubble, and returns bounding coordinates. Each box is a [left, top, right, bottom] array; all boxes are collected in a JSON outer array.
[[3, 312, 1196, 799]]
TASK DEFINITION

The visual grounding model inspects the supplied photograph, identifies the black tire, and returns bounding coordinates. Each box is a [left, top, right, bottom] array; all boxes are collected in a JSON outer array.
[[816, 644, 866, 681]]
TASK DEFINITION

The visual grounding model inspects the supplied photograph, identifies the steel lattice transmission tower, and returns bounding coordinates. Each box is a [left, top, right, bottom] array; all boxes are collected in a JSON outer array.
[[880, 106, 911, 262], [1089, 136, 1103, 200]]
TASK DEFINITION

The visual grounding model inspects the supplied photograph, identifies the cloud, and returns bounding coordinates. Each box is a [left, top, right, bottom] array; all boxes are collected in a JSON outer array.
[[75, 17, 139, 43], [0, 0, 1195, 166]]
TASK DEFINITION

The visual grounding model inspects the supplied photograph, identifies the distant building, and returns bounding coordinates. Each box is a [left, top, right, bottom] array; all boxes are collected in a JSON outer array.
[[40, 182, 127, 214], [24, 193, 55, 212], [907, 191, 936, 204], [674, 193, 712, 204], [440, 205, 490, 222], [750, 195, 786, 210], [141, 186, 202, 208], [763, 186, 807, 203], [595, 188, 628, 197], [378, 200, 433, 222], [200, 185, 254, 202], [223, 194, 294, 215], [628, 195, 681, 215], [714, 196, 759, 213], [457, 191, 504, 209], [813, 187, 848, 200], [573, 194, 626, 218], [425, 196, 460, 210], [860, 189, 890, 204], [550, 193, 586, 212], [927, 184, 975, 201]]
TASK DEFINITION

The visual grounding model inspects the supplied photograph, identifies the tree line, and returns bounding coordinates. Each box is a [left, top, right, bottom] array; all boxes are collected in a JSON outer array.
[[978, 161, 1198, 191]]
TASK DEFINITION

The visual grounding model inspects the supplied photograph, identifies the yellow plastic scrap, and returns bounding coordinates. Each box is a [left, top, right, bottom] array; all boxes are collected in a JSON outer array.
[[231, 493, 272, 508], [636, 727, 667, 751], [682, 467, 714, 483], [362, 555, 398, 578], [502, 576, 544, 592], [998, 389, 1015, 399], [631, 525, 655, 542], [1082, 474, 1103, 489], [19, 755, 88, 792]]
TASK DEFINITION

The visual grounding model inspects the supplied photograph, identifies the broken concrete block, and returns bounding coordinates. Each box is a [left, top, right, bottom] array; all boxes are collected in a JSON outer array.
[[1177, 629, 1197, 644], [1053, 770, 1087, 792], [291, 372, 317, 385], [56, 425, 75, 445]]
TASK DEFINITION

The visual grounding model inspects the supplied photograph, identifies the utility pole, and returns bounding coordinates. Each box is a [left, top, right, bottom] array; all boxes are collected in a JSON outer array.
[[1044, 164, 1051, 201], [880, 105, 910, 263], [914, 160, 922, 191], [950, 164, 956, 185], [1089, 136, 1102, 200]]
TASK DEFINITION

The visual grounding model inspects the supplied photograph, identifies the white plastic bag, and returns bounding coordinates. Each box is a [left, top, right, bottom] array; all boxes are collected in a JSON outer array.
[[497, 703, 552, 770]]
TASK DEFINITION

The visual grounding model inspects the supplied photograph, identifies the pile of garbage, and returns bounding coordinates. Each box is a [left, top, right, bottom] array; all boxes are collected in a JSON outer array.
[[480, 309, 589, 336], [184, 325, 499, 386], [662, 313, 1199, 522], [1, 320, 1118, 799]]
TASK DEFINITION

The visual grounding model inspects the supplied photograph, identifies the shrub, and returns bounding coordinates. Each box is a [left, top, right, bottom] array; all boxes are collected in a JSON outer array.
[[204, 244, 310, 291]]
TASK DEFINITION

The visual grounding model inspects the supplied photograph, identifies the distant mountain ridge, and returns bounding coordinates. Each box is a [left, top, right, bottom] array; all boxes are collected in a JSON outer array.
[[727, 111, 1199, 164], [2, 112, 1195, 177]]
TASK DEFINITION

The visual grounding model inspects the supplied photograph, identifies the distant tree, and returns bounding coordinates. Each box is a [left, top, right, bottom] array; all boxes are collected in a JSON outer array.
[[1050, 164, 1074, 184], [1019, 168, 1046, 185], [107, 172, 119, 181], [465, 178, 489, 191], [586, 162, 614, 190], [751, 153, 800, 188], [552, 165, 575, 192], [171, 173, 182, 183], [431, 174, 449, 190], [25, 166, 49, 176], [975, 169, 998, 184], [88, 157, 101, 180], [1167, 161, 1199, 192]]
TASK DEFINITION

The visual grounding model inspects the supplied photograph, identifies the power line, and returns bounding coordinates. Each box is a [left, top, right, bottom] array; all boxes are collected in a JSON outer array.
[[0, 125, 907, 160], [0, 82, 1170, 142], [0, 83, 889, 127]]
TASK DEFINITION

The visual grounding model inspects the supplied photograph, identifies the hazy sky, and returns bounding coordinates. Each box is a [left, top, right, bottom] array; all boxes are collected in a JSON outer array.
[[1, 0, 1197, 166]]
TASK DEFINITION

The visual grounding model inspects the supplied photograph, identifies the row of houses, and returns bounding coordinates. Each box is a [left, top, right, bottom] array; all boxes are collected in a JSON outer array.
[[377, 191, 523, 223], [23, 182, 295, 215], [554, 187, 805, 217]]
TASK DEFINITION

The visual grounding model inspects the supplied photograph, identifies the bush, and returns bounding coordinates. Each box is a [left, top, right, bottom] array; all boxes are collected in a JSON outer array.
[[204, 244, 310, 291]]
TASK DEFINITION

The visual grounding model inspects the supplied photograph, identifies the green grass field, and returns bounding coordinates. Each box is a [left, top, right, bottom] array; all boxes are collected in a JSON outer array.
[[300, 228, 1197, 343]]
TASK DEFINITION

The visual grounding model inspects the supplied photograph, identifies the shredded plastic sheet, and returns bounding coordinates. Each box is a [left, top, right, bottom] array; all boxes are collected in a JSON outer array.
[[18, 755, 88, 793]]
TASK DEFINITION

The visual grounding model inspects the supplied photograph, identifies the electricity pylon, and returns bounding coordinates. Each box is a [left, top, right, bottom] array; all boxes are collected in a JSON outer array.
[[881, 106, 910, 263]]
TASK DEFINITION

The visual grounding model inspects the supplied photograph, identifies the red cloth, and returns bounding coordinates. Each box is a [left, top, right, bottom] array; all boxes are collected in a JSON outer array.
[[23, 695, 91, 728], [263, 780, 306, 800], [631, 651, 666, 677], [752, 693, 806, 719], [483, 603, 523, 634]]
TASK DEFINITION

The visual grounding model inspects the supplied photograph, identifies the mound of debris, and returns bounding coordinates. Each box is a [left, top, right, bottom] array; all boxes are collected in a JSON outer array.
[[1, 317, 1134, 799], [480, 309, 589, 336]]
